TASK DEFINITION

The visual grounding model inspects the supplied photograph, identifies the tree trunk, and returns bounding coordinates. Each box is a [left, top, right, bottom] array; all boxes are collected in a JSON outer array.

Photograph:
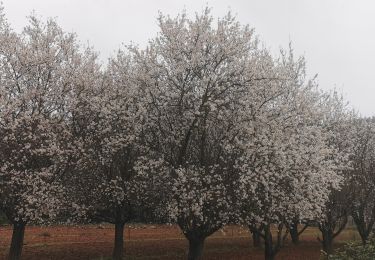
[[289, 222, 299, 245], [353, 219, 370, 245], [357, 224, 369, 245], [252, 231, 261, 247], [321, 230, 334, 255], [249, 226, 262, 247], [264, 226, 275, 260], [360, 233, 368, 245], [8, 222, 26, 260], [112, 221, 125, 260], [187, 237, 205, 260]]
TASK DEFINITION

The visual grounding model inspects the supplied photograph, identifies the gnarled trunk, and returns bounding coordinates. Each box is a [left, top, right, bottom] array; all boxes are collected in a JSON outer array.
[[264, 226, 275, 260], [289, 226, 299, 245], [112, 221, 125, 260], [261, 224, 288, 260], [178, 218, 221, 260], [352, 209, 375, 245], [319, 215, 347, 255], [249, 225, 262, 247], [252, 231, 261, 247], [187, 236, 205, 260], [8, 221, 26, 260], [321, 229, 334, 255], [288, 218, 309, 245]]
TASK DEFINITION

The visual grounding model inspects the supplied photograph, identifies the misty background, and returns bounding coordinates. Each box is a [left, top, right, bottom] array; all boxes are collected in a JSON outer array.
[[2, 0, 374, 115]]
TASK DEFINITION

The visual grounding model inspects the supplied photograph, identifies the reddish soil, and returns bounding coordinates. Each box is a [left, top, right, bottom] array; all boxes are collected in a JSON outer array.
[[0, 224, 355, 260]]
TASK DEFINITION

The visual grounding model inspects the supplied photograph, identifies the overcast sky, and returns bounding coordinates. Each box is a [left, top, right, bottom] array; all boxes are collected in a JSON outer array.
[[2, 0, 374, 115]]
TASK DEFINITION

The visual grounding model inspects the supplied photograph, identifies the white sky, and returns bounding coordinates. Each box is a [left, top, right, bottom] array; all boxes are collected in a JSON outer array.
[[2, 0, 375, 116]]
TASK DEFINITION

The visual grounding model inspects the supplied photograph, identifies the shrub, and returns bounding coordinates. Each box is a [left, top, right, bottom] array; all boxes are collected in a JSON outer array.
[[326, 238, 375, 260]]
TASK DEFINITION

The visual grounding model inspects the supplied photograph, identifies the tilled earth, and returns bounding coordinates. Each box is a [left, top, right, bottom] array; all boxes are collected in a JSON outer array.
[[0, 225, 354, 259]]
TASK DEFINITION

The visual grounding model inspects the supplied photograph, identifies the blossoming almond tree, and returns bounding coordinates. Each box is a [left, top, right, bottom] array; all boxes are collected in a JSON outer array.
[[316, 92, 355, 255], [0, 5, 362, 260], [234, 52, 345, 260], [0, 13, 98, 260], [347, 117, 375, 245], [129, 9, 270, 260], [65, 50, 154, 260]]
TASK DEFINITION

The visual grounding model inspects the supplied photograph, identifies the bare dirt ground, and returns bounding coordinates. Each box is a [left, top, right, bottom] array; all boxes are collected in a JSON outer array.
[[0, 224, 358, 260]]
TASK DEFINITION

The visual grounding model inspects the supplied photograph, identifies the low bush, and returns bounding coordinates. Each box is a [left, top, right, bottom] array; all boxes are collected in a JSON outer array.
[[326, 238, 375, 260]]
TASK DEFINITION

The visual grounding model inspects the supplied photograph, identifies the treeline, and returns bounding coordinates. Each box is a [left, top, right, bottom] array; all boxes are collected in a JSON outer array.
[[0, 7, 374, 260]]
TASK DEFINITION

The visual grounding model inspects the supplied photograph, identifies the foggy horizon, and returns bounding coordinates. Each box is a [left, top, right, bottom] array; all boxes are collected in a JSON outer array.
[[2, 0, 375, 116]]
